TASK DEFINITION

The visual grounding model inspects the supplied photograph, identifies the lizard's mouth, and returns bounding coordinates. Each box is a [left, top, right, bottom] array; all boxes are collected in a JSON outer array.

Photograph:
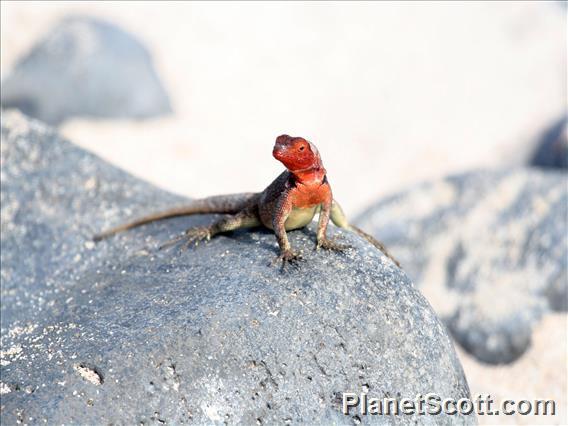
[[272, 145, 286, 160]]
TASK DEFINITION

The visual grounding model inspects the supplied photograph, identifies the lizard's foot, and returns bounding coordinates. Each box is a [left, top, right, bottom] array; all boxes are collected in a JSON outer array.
[[316, 238, 351, 252], [159, 227, 211, 250], [181, 227, 211, 249], [273, 249, 303, 268]]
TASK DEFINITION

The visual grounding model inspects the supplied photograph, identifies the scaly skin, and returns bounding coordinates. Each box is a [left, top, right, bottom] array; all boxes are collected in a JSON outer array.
[[94, 135, 400, 267]]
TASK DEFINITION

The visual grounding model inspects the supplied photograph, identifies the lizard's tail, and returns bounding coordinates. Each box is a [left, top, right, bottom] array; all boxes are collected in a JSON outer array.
[[348, 224, 401, 268], [93, 193, 259, 241]]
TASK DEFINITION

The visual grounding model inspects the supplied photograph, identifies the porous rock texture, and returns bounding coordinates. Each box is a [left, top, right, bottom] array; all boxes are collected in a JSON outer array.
[[355, 169, 567, 365], [0, 16, 171, 125], [0, 111, 474, 424]]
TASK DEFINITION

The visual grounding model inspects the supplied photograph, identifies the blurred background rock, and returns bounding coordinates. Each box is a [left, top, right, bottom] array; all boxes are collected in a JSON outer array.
[[1, 1, 566, 424], [1, 16, 171, 125]]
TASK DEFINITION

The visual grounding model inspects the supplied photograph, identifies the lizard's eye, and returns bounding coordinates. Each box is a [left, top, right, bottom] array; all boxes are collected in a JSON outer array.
[[299, 146, 305, 151]]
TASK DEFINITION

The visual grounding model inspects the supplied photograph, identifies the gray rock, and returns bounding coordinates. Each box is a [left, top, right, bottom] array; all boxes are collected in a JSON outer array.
[[355, 169, 568, 364], [0, 111, 473, 425], [1, 16, 171, 125], [530, 116, 568, 170]]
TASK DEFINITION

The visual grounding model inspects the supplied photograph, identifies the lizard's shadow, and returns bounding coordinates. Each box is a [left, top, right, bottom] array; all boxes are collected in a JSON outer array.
[[226, 227, 279, 253], [139, 219, 320, 257], [227, 226, 318, 253]]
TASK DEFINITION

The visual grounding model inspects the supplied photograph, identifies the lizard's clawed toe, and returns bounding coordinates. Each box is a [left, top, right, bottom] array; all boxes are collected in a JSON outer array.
[[159, 234, 185, 250], [316, 238, 351, 252], [183, 227, 211, 248], [182, 227, 211, 249], [274, 249, 303, 269], [160, 227, 211, 250]]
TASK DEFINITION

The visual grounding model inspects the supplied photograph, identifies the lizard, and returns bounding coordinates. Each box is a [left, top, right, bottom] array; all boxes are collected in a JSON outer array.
[[93, 134, 400, 266]]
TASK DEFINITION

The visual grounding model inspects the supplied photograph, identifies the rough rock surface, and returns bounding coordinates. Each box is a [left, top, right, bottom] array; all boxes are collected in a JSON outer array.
[[355, 169, 567, 365], [0, 111, 473, 425], [0, 17, 171, 125]]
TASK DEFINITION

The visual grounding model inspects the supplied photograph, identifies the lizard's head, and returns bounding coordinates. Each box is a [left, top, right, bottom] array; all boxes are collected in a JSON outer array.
[[272, 134, 323, 173]]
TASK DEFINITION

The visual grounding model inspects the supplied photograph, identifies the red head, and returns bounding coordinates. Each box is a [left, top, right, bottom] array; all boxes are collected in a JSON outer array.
[[272, 135, 325, 183]]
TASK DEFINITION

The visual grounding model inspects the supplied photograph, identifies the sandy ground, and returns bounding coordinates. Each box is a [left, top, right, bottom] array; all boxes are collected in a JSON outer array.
[[1, 1, 567, 424], [458, 314, 567, 425], [1, 2, 566, 215]]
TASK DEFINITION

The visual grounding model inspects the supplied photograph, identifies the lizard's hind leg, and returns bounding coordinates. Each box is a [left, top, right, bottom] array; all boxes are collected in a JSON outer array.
[[160, 209, 261, 250], [330, 200, 401, 267]]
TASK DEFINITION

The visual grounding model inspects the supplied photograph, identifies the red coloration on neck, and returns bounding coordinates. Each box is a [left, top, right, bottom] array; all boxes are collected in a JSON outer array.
[[292, 166, 326, 185], [272, 134, 326, 185]]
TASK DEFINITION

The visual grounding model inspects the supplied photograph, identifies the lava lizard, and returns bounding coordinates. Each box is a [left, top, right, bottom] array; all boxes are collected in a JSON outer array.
[[94, 135, 399, 266]]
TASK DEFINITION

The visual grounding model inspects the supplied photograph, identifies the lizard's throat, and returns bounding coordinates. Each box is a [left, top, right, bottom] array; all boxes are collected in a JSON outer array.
[[290, 166, 327, 185]]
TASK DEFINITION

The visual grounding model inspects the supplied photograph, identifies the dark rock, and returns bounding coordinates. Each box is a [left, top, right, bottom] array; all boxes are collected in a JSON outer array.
[[0, 111, 473, 424], [355, 169, 568, 364], [1, 16, 171, 125], [530, 116, 568, 170]]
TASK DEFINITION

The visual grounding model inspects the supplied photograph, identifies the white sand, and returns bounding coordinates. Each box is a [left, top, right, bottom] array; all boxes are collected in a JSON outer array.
[[459, 314, 567, 425]]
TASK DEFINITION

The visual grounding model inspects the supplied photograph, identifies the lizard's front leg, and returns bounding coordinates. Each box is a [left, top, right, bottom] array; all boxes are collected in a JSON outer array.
[[161, 208, 260, 249], [273, 194, 301, 263], [316, 198, 350, 251]]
